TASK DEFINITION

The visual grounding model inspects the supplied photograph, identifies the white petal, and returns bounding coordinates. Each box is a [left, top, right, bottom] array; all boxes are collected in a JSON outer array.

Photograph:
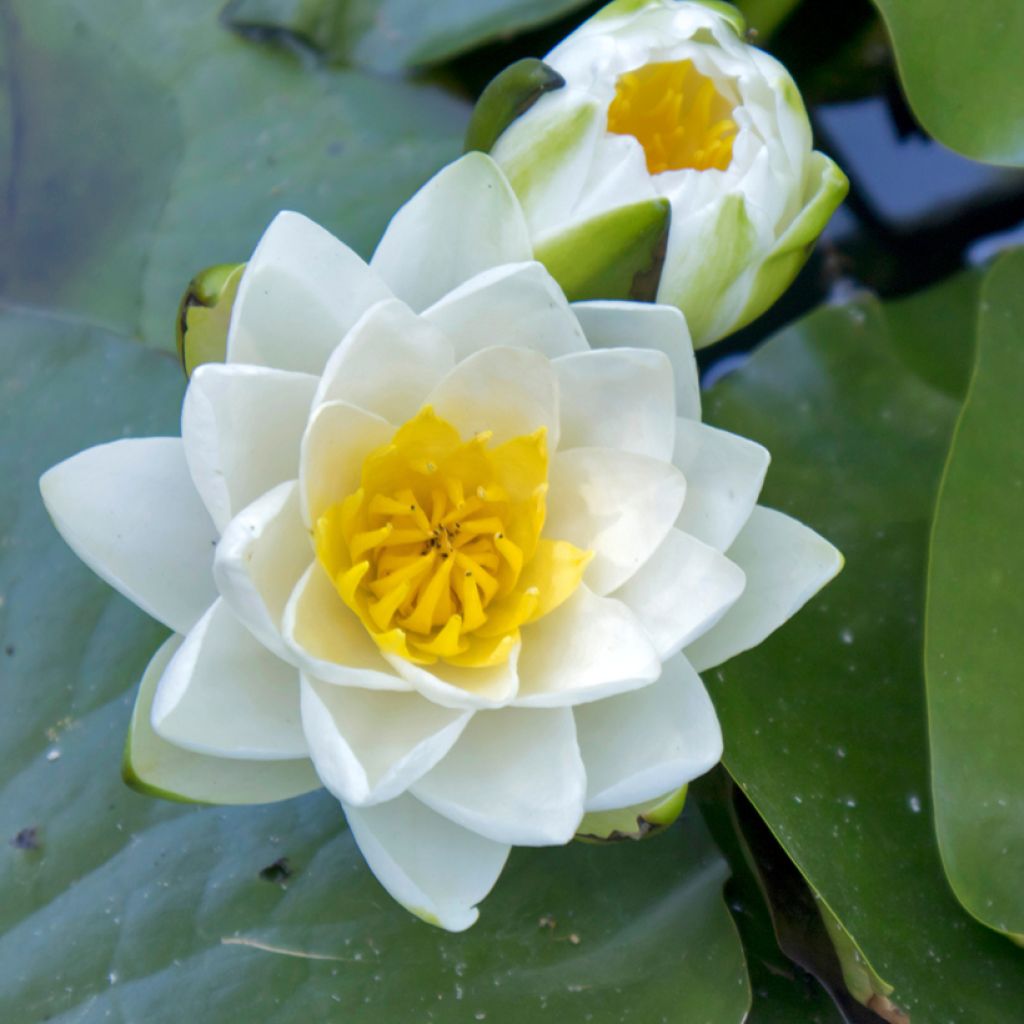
[[371, 153, 531, 312], [40, 438, 218, 634], [313, 298, 455, 423], [686, 505, 843, 672], [227, 211, 391, 374], [412, 707, 585, 845], [181, 363, 316, 532], [126, 635, 321, 805], [344, 794, 510, 932], [574, 653, 722, 811], [151, 599, 307, 760], [300, 676, 470, 806], [489, 93, 603, 239], [546, 447, 687, 595], [553, 348, 675, 461], [283, 563, 412, 691], [385, 644, 521, 711], [514, 585, 661, 707], [672, 418, 770, 552], [422, 262, 588, 361], [613, 528, 746, 659], [571, 301, 701, 420], [299, 400, 393, 528], [213, 481, 312, 663], [426, 346, 560, 448]]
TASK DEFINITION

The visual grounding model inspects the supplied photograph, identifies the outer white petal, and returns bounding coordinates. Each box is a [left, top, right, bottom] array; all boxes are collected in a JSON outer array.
[[181, 363, 317, 532], [686, 505, 843, 672], [127, 635, 321, 806], [426, 346, 560, 448], [385, 645, 521, 711], [412, 708, 585, 845], [300, 676, 470, 806], [371, 153, 532, 312], [213, 481, 312, 662], [39, 438, 218, 634], [283, 564, 412, 691], [571, 300, 701, 420], [344, 794, 510, 932], [299, 400, 393, 528], [672, 418, 770, 552], [227, 211, 391, 374], [514, 585, 661, 707], [490, 92, 604, 238], [574, 653, 722, 812], [546, 447, 687, 595], [151, 599, 307, 760], [553, 348, 675, 461], [312, 298, 455, 423], [612, 528, 746, 660], [422, 262, 588, 361]]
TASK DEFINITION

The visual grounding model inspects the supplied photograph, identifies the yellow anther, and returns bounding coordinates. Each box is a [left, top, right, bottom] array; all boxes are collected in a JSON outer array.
[[313, 406, 590, 672], [607, 59, 738, 174]]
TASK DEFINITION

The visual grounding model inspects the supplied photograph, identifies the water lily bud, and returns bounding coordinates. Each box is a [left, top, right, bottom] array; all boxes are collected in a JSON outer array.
[[485, 0, 848, 346], [177, 263, 246, 378]]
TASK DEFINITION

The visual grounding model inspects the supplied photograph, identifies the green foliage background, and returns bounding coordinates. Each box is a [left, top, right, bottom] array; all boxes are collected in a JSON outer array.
[[2, 0, 1023, 1020]]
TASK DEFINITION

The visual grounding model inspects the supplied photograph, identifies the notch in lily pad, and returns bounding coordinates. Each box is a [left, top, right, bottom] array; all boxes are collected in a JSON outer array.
[[465, 58, 565, 155], [176, 262, 245, 379]]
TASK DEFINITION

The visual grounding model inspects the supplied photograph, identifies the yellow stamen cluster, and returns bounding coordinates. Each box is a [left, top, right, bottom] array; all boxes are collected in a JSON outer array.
[[315, 408, 591, 669], [607, 59, 738, 175]]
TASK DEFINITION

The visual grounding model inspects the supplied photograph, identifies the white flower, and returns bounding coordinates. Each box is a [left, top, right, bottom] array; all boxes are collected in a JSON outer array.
[[40, 152, 841, 930], [487, 0, 848, 346]]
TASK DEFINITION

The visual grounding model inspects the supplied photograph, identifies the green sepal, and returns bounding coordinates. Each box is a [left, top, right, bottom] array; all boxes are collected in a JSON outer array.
[[176, 262, 245, 379], [575, 786, 687, 843], [535, 197, 670, 303], [124, 634, 321, 806], [464, 58, 565, 155]]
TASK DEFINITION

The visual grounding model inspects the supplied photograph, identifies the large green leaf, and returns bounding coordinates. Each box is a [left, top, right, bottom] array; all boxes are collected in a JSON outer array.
[[702, 279, 1024, 1019], [870, 0, 1024, 166], [0, 0, 468, 350], [926, 249, 1024, 939], [224, 0, 593, 72], [0, 307, 751, 1020]]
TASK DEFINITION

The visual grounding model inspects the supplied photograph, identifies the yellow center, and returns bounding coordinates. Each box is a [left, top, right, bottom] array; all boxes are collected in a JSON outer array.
[[315, 407, 592, 669], [606, 59, 738, 175]]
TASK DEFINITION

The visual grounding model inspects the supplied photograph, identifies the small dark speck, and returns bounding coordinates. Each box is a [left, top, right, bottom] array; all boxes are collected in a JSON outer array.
[[4, 645, 13, 656], [11, 826, 39, 851], [326, 141, 345, 156], [259, 857, 292, 884]]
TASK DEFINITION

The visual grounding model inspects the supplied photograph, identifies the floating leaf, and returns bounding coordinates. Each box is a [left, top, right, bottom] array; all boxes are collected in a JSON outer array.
[[870, 0, 1024, 165], [702, 278, 1024, 1019], [224, 0, 593, 72], [0, 0, 468, 350], [926, 248, 1024, 940]]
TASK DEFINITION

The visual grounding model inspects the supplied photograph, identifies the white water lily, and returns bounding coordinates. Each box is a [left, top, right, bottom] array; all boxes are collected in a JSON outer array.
[[489, 0, 848, 346], [40, 152, 841, 931]]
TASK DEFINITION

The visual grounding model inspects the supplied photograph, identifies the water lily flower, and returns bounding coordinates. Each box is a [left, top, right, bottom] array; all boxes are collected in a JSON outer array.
[[485, 0, 849, 346], [40, 152, 841, 931]]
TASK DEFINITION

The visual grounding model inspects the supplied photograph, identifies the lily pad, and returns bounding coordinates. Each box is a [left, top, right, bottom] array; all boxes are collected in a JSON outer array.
[[926, 248, 1024, 939], [224, 0, 594, 72], [870, 0, 1024, 166], [0, 306, 751, 1021], [0, 0, 468, 350], [701, 280, 1024, 1019]]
